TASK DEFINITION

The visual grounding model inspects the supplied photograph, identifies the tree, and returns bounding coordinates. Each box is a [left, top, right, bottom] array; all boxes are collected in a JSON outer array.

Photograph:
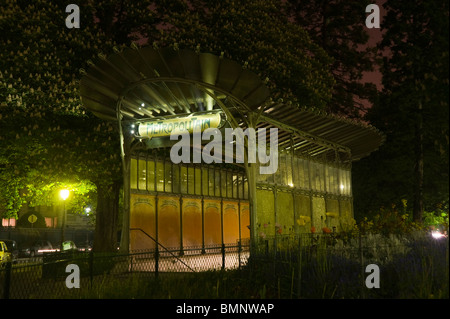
[[0, 0, 160, 251], [288, 0, 378, 117], [151, 0, 335, 109], [352, 0, 449, 222]]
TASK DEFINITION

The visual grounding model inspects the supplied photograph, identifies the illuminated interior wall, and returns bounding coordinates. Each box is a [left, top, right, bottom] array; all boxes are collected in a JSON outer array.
[[222, 201, 239, 244], [203, 199, 222, 246], [130, 154, 249, 252], [326, 198, 340, 230], [129, 148, 354, 252], [130, 193, 156, 251], [158, 195, 180, 249], [295, 194, 311, 232], [256, 189, 275, 237], [182, 198, 202, 247], [256, 151, 354, 235], [312, 196, 326, 231], [276, 191, 294, 235]]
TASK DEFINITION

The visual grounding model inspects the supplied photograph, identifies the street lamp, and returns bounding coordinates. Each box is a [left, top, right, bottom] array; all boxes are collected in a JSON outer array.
[[60, 189, 70, 249]]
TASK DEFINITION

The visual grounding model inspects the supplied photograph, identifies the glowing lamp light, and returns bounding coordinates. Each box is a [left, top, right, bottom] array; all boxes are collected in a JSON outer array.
[[431, 231, 445, 239], [60, 189, 70, 201]]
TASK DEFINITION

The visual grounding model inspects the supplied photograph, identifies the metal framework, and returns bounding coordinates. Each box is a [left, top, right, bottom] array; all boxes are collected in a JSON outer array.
[[79, 45, 384, 252]]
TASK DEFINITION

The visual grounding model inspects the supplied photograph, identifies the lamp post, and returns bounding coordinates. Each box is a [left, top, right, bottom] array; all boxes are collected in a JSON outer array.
[[60, 189, 70, 249]]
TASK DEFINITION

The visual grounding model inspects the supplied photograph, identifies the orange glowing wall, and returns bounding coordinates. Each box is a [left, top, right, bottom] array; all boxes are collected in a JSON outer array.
[[130, 194, 156, 251], [158, 196, 180, 249], [182, 198, 202, 247], [130, 193, 249, 251], [223, 201, 239, 244], [203, 199, 221, 246]]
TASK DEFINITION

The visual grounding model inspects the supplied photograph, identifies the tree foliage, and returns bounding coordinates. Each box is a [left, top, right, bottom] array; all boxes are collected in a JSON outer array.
[[288, 0, 378, 117], [0, 0, 159, 251], [352, 0, 449, 221], [151, 0, 335, 109]]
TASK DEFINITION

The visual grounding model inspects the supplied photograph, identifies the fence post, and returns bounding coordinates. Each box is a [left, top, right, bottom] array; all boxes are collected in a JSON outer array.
[[297, 236, 302, 299], [238, 240, 241, 269], [89, 250, 94, 289], [359, 233, 365, 299], [221, 243, 226, 270], [155, 246, 159, 278], [3, 261, 12, 299]]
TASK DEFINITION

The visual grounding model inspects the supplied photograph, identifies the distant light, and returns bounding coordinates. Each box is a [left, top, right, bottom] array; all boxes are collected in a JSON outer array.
[[131, 124, 135, 128], [141, 103, 145, 107], [60, 189, 70, 200], [131, 130, 135, 134], [340, 184, 345, 190], [288, 183, 294, 187], [431, 231, 445, 239], [85, 207, 91, 215]]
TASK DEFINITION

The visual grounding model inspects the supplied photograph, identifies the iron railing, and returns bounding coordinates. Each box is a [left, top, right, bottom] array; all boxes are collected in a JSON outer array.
[[0, 240, 250, 299]]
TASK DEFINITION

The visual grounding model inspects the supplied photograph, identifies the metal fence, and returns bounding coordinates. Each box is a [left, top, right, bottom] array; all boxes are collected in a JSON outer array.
[[0, 242, 250, 299], [1, 232, 447, 299], [249, 232, 449, 298]]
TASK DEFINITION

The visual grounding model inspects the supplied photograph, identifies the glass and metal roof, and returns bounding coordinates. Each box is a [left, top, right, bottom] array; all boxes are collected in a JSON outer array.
[[80, 45, 384, 163]]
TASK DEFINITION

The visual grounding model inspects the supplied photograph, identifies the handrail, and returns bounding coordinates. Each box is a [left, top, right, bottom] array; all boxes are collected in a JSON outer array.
[[129, 228, 195, 272]]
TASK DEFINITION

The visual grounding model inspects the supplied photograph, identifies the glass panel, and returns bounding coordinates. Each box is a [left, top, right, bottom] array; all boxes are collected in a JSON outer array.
[[340, 169, 351, 196], [292, 156, 299, 188], [172, 163, 180, 193], [202, 168, 209, 195], [180, 166, 188, 194], [208, 168, 215, 196], [347, 170, 352, 196], [221, 170, 227, 197], [195, 168, 202, 195], [232, 173, 238, 199], [243, 176, 248, 199], [318, 162, 325, 192], [227, 171, 233, 198], [286, 154, 294, 187], [310, 162, 317, 191], [147, 160, 155, 191], [237, 175, 243, 199], [215, 169, 221, 197], [164, 161, 172, 193], [304, 159, 311, 189], [326, 165, 332, 194], [188, 167, 195, 195], [297, 158, 304, 189], [156, 161, 164, 192], [279, 153, 287, 185], [138, 159, 147, 191], [334, 166, 339, 194], [331, 166, 338, 194], [130, 158, 137, 190], [299, 158, 309, 189]]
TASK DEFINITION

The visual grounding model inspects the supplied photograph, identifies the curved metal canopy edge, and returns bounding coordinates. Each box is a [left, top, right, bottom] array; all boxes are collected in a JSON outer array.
[[80, 45, 384, 162]]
